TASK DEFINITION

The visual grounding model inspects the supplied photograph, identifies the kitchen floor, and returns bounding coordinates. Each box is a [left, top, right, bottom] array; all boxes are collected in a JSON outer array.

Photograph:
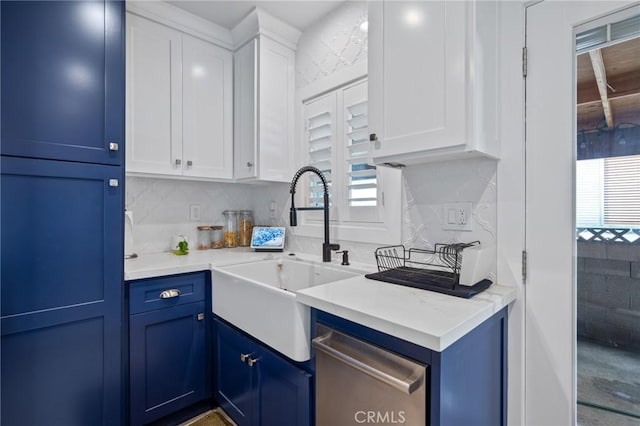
[[577, 339, 640, 425]]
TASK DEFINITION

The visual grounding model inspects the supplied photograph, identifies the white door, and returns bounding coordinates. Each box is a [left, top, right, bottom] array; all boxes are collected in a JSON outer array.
[[525, 2, 637, 425], [182, 34, 233, 179], [126, 14, 182, 175]]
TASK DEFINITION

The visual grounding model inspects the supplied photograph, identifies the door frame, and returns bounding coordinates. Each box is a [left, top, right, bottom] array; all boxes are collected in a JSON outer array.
[[522, 1, 639, 425]]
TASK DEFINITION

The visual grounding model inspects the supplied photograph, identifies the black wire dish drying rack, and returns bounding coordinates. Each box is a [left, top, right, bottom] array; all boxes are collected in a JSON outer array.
[[364, 241, 492, 298]]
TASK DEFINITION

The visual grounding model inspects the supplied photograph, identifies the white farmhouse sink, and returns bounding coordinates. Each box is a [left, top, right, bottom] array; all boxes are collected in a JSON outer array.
[[211, 258, 362, 362]]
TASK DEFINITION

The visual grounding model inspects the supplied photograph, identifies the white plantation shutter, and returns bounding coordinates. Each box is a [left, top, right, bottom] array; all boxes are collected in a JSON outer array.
[[343, 80, 380, 222], [604, 155, 640, 226], [297, 77, 401, 244], [304, 93, 335, 208], [576, 159, 603, 226], [301, 78, 385, 228]]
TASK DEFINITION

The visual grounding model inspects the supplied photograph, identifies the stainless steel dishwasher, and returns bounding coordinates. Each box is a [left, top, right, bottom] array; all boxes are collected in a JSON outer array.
[[313, 325, 428, 425]]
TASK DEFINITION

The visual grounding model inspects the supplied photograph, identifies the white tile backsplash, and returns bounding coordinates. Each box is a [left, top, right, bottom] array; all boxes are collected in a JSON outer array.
[[295, 1, 368, 89], [126, 157, 497, 280]]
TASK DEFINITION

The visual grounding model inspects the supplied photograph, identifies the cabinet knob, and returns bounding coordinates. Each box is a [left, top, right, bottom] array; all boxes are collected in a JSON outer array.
[[108, 179, 119, 187], [187, 160, 193, 167], [159, 289, 181, 299], [248, 357, 260, 367], [246, 162, 253, 168], [197, 313, 205, 321], [175, 159, 182, 166], [109, 142, 119, 151], [240, 353, 251, 363]]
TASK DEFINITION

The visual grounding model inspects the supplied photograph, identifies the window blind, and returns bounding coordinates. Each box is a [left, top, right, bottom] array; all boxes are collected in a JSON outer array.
[[345, 99, 377, 207], [304, 96, 335, 208], [604, 154, 640, 226], [576, 159, 604, 227]]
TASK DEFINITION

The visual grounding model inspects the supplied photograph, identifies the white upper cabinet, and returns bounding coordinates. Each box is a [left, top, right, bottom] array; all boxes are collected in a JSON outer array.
[[182, 34, 233, 179], [126, 14, 182, 176], [126, 3, 233, 180], [368, 1, 499, 166], [232, 9, 300, 182]]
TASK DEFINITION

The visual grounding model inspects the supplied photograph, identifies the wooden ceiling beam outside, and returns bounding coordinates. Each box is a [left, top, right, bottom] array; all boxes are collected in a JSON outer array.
[[588, 48, 614, 128], [577, 73, 640, 104]]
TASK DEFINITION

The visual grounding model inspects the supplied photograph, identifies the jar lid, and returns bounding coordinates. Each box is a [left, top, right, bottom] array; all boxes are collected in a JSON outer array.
[[211, 225, 223, 230], [222, 210, 238, 214], [197, 226, 212, 230], [239, 210, 253, 214]]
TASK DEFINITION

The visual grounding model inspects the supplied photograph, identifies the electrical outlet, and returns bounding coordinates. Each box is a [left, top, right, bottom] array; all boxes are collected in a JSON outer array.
[[269, 200, 277, 219], [443, 203, 472, 231], [189, 204, 201, 222]]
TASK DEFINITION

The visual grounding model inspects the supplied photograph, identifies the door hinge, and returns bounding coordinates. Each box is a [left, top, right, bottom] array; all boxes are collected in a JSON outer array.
[[522, 47, 528, 78], [522, 250, 527, 283]]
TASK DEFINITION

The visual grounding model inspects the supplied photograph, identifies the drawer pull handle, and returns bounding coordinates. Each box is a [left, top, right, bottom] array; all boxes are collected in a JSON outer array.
[[240, 353, 251, 363], [159, 289, 181, 299], [248, 357, 260, 367]]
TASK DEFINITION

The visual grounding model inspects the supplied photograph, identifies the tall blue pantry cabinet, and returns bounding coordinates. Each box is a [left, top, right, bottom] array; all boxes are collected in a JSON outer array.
[[1, 1, 125, 425]]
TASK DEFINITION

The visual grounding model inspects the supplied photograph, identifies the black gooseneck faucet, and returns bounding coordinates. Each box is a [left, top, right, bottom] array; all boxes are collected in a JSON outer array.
[[289, 166, 339, 262]]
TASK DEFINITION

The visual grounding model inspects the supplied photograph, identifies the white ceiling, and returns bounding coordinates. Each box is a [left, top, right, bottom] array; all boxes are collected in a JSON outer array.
[[167, 1, 345, 31]]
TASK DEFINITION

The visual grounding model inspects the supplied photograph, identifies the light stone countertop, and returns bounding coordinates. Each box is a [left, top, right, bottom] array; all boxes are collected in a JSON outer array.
[[124, 248, 280, 280], [296, 277, 517, 351], [125, 250, 517, 352]]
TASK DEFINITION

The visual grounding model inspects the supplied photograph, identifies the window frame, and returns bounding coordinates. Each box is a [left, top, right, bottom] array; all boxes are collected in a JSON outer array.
[[292, 67, 401, 245]]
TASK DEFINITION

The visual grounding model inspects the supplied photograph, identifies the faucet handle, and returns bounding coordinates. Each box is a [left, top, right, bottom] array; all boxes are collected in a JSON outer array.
[[329, 243, 340, 251]]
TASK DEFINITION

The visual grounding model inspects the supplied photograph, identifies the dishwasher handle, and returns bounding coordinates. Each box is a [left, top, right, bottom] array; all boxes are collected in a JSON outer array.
[[313, 332, 424, 395]]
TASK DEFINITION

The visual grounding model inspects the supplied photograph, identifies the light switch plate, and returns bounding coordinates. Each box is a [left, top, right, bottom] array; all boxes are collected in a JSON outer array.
[[189, 204, 201, 222], [442, 202, 472, 231]]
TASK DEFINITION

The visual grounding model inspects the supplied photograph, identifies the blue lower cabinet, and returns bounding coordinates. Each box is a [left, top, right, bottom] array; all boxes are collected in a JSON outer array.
[[129, 273, 211, 425], [214, 318, 312, 426], [1, 156, 123, 426]]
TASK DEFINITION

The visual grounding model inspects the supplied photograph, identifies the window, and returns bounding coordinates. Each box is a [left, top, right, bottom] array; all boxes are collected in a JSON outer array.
[[296, 78, 401, 244], [576, 154, 640, 227]]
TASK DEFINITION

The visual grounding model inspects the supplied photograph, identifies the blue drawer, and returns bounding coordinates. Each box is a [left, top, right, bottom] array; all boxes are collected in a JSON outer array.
[[129, 272, 206, 314]]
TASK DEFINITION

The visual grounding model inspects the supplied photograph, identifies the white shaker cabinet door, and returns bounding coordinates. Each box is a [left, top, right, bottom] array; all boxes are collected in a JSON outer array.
[[126, 14, 182, 175], [258, 37, 296, 182], [233, 39, 258, 180], [233, 37, 295, 182], [369, 1, 498, 165], [182, 34, 233, 179]]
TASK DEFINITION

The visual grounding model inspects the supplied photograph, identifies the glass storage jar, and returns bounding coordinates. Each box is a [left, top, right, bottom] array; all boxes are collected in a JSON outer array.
[[196, 226, 212, 250], [238, 210, 254, 247], [211, 226, 223, 249], [222, 210, 238, 248]]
